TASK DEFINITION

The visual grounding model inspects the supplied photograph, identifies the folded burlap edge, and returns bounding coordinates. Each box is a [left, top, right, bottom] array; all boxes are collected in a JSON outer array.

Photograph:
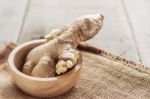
[[78, 43, 150, 75]]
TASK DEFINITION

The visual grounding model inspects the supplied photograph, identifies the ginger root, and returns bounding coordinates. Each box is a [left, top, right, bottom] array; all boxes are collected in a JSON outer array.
[[22, 14, 104, 77]]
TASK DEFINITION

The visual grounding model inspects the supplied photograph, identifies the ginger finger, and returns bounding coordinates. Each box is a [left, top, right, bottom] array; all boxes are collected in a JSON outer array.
[[66, 60, 73, 68], [31, 55, 55, 77], [45, 26, 69, 41], [45, 29, 62, 41], [22, 61, 34, 75], [56, 60, 67, 75], [56, 49, 79, 75]]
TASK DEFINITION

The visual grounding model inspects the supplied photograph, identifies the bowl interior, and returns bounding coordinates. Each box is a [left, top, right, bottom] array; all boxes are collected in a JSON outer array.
[[8, 40, 82, 81], [14, 42, 41, 71]]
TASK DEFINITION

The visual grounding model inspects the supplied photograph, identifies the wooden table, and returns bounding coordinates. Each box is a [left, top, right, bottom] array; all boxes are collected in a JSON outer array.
[[0, 0, 150, 66]]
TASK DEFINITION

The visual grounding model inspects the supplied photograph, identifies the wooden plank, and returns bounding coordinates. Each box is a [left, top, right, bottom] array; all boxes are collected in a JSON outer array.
[[0, 0, 28, 43], [123, 0, 150, 65], [18, 0, 140, 63]]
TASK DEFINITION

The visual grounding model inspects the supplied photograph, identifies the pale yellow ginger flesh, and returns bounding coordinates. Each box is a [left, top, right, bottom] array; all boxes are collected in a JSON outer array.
[[22, 14, 104, 77], [56, 49, 80, 75]]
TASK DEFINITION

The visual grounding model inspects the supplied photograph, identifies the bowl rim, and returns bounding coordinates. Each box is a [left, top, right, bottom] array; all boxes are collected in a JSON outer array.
[[8, 39, 82, 81]]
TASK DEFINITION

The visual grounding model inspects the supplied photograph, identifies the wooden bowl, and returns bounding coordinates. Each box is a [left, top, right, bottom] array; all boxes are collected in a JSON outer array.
[[8, 39, 82, 97]]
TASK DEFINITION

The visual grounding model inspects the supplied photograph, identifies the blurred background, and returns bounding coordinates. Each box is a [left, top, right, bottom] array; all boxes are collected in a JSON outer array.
[[0, 0, 150, 65]]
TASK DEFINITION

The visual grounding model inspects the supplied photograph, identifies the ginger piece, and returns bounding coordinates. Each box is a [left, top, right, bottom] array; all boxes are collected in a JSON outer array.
[[22, 14, 104, 77], [45, 29, 62, 41], [56, 49, 80, 75], [31, 55, 55, 77]]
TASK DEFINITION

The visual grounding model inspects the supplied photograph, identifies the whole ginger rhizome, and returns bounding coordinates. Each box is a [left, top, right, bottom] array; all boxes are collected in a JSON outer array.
[[22, 14, 104, 78]]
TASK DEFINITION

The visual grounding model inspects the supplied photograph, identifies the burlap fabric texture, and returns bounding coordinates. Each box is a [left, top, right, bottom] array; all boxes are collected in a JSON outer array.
[[0, 43, 150, 99]]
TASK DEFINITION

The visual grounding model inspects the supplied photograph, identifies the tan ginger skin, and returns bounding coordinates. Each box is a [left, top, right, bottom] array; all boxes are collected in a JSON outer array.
[[22, 14, 104, 78]]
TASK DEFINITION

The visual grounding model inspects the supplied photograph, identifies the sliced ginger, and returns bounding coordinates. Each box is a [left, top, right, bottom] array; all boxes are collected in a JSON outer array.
[[22, 14, 104, 77]]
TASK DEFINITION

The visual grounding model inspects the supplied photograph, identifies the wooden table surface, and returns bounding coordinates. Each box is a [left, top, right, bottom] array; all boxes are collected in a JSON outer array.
[[0, 0, 150, 66]]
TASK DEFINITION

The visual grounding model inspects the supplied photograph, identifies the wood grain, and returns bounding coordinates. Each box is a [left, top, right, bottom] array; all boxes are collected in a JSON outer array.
[[123, 0, 150, 65], [18, 0, 140, 63], [0, 0, 28, 43]]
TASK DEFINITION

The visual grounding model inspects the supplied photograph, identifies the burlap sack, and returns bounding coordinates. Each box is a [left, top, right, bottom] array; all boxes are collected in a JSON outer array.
[[0, 44, 150, 99]]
